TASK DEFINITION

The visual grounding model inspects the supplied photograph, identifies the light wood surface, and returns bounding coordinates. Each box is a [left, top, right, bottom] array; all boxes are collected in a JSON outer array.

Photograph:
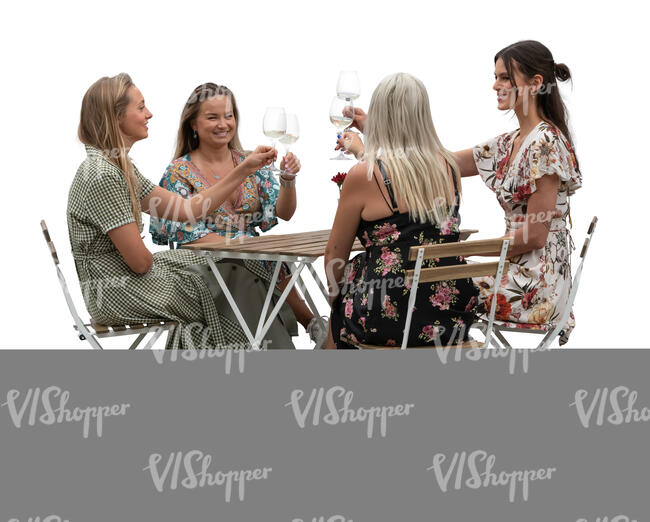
[[408, 237, 510, 261], [405, 261, 509, 284], [183, 229, 478, 258]]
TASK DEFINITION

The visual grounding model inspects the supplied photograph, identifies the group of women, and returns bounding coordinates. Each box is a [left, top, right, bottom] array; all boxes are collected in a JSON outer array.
[[66, 39, 581, 350]]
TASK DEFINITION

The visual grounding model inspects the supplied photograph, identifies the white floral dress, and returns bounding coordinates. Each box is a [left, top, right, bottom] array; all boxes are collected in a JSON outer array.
[[472, 121, 582, 330]]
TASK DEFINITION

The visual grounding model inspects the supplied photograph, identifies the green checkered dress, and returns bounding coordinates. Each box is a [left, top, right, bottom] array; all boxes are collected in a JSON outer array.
[[67, 145, 290, 349]]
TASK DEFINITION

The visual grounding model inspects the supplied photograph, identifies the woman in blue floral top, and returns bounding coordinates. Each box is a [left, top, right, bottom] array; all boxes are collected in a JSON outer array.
[[150, 83, 328, 347]]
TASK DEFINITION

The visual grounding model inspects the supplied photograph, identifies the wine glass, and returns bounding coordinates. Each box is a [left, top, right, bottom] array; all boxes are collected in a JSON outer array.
[[279, 114, 299, 174], [263, 107, 286, 173], [336, 70, 361, 100], [330, 96, 354, 160]]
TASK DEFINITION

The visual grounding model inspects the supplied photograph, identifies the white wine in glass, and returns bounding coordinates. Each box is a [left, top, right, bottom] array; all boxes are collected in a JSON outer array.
[[330, 96, 354, 160], [279, 114, 299, 174], [336, 70, 361, 101], [263, 107, 287, 173]]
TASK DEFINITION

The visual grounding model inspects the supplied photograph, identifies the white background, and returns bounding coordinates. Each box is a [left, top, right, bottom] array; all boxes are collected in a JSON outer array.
[[0, 0, 647, 348]]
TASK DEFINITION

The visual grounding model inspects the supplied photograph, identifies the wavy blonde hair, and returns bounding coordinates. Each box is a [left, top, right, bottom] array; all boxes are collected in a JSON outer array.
[[173, 83, 245, 160], [364, 73, 460, 225], [78, 73, 142, 226]]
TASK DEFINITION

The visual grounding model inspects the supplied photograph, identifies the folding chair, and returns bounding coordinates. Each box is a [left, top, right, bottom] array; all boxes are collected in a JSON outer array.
[[357, 238, 511, 349], [40, 220, 177, 350], [472, 216, 598, 349]]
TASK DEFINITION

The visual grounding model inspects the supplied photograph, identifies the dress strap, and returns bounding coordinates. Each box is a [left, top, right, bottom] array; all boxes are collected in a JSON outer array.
[[376, 159, 400, 214], [446, 159, 460, 211], [372, 172, 395, 214]]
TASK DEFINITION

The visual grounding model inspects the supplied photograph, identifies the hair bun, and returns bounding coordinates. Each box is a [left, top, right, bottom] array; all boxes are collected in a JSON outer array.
[[554, 63, 571, 82]]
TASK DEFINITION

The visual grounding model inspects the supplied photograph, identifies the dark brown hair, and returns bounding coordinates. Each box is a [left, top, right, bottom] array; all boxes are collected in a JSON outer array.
[[173, 83, 243, 159], [496, 40, 579, 171]]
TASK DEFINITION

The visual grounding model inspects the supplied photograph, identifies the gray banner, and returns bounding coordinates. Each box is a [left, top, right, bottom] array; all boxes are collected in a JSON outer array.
[[0, 349, 647, 522]]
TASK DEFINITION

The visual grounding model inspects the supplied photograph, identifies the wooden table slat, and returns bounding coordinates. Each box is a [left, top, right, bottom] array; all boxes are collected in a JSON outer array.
[[183, 230, 471, 258]]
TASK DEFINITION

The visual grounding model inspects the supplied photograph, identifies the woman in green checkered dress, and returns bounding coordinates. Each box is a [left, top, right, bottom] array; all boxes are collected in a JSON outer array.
[[67, 73, 293, 349]]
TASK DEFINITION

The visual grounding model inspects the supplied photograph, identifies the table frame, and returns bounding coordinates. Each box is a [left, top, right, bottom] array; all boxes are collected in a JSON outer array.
[[187, 228, 477, 350], [197, 249, 327, 350]]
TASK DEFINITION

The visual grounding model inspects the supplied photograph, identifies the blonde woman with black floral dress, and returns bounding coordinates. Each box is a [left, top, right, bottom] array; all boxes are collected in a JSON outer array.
[[67, 73, 287, 349]]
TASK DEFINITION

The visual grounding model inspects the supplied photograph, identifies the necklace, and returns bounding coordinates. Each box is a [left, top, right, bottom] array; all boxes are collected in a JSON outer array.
[[194, 150, 240, 206]]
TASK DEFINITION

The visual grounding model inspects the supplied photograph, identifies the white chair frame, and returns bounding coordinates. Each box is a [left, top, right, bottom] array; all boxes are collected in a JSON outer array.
[[41, 220, 176, 350], [358, 238, 511, 350], [471, 216, 598, 350]]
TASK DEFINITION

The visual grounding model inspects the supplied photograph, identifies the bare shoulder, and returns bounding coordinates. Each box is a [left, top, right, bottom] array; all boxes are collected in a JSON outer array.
[[344, 161, 374, 187]]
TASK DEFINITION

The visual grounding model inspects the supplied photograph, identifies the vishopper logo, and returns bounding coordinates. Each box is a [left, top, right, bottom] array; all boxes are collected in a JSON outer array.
[[8, 517, 70, 522], [435, 345, 548, 375], [570, 386, 650, 428], [79, 275, 129, 310], [427, 450, 557, 502], [1, 386, 130, 438], [151, 338, 272, 374], [146, 196, 269, 236], [143, 450, 272, 502], [576, 515, 638, 522], [291, 515, 354, 522], [285, 386, 414, 438]]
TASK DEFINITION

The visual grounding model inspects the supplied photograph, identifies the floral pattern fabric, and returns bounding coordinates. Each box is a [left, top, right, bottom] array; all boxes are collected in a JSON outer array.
[[149, 150, 280, 245], [472, 121, 582, 328], [331, 210, 479, 349]]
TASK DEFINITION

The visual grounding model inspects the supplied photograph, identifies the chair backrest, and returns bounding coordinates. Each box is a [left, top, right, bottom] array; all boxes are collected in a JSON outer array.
[[398, 237, 511, 349], [40, 219, 98, 345], [538, 216, 598, 348], [580, 216, 598, 259], [40, 220, 60, 265], [405, 238, 512, 284]]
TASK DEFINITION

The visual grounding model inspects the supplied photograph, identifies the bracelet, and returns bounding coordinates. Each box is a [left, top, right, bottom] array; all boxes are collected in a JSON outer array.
[[280, 175, 296, 188]]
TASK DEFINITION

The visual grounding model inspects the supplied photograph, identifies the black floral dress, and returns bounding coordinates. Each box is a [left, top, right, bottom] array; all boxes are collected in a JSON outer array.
[[331, 162, 479, 349]]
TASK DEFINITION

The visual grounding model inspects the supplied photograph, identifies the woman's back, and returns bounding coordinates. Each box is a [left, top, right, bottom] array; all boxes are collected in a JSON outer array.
[[331, 159, 478, 348]]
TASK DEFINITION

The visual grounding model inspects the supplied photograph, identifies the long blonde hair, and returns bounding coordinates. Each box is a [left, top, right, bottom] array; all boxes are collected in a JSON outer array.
[[173, 83, 245, 160], [364, 73, 460, 225], [78, 73, 142, 226]]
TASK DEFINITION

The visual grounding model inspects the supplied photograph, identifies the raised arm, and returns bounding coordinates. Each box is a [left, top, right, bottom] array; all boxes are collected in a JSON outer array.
[[275, 153, 299, 221], [453, 148, 479, 177], [141, 146, 276, 222]]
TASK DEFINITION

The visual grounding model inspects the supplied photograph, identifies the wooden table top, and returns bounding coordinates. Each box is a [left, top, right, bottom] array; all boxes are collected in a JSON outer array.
[[181, 229, 479, 259], [182, 229, 360, 258]]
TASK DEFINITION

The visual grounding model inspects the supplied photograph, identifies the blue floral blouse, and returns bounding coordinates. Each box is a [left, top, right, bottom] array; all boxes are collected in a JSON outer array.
[[149, 150, 281, 246]]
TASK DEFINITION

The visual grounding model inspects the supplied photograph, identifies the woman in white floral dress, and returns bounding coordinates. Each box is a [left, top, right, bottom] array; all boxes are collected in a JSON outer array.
[[454, 40, 582, 338], [328, 41, 583, 341]]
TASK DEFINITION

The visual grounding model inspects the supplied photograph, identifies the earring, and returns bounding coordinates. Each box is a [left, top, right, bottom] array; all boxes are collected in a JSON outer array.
[[193, 130, 198, 140]]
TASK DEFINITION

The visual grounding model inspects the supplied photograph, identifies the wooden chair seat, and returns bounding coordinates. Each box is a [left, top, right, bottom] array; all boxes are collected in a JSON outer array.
[[86, 320, 178, 338]]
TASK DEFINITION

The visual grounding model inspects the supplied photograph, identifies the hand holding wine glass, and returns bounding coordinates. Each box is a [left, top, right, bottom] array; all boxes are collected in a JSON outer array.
[[342, 106, 367, 133], [263, 107, 286, 173], [335, 131, 364, 159], [330, 96, 354, 160], [242, 145, 277, 174]]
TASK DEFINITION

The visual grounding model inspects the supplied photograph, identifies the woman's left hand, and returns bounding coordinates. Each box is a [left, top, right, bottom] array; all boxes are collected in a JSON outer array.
[[281, 153, 301, 175]]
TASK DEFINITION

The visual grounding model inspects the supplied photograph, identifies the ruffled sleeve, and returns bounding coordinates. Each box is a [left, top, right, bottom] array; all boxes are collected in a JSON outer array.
[[251, 168, 280, 232], [473, 133, 512, 192], [527, 126, 582, 196], [148, 160, 210, 246]]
